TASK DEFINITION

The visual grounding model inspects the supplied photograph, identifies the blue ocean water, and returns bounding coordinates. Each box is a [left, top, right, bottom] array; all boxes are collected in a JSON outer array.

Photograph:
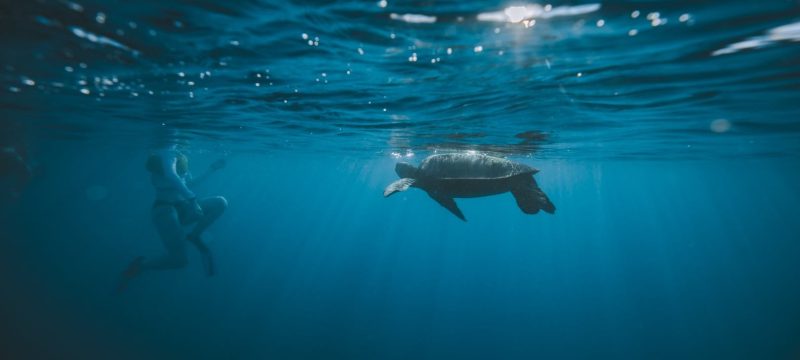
[[1, 0, 800, 358]]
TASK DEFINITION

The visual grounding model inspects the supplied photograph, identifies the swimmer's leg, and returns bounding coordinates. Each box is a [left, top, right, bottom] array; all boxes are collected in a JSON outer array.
[[142, 206, 188, 270], [188, 196, 228, 238], [117, 207, 187, 292], [187, 196, 227, 276]]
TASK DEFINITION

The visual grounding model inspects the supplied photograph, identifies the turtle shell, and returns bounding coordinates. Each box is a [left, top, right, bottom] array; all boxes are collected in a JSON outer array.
[[417, 153, 536, 180]]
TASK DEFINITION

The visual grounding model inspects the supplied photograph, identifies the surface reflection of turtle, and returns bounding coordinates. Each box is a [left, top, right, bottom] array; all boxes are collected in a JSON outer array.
[[384, 153, 555, 221]]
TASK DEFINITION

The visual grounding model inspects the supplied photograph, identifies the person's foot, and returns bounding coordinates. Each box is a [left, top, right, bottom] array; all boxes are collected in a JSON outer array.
[[116, 256, 144, 293], [187, 234, 214, 277]]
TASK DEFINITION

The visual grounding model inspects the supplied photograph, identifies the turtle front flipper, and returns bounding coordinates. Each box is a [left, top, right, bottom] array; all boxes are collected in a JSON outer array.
[[511, 176, 555, 214], [384, 178, 415, 197], [427, 191, 466, 221]]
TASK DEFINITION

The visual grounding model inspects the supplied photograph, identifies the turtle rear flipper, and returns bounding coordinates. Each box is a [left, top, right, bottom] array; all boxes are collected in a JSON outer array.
[[512, 177, 555, 214]]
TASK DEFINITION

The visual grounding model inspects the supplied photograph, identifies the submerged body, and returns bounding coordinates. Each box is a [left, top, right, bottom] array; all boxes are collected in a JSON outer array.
[[118, 148, 227, 291], [384, 153, 555, 221], [143, 149, 227, 274]]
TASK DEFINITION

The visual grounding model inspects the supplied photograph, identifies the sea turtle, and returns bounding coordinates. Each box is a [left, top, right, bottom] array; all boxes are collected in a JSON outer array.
[[383, 153, 555, 221]]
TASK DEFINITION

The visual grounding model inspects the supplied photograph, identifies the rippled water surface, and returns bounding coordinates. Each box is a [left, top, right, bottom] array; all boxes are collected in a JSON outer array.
[[2, 1, 800, 359], [2, 0, 799, 157]]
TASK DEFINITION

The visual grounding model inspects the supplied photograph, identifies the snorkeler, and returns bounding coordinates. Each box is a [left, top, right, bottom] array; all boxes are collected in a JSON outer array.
[[118, 146, 227, 291]]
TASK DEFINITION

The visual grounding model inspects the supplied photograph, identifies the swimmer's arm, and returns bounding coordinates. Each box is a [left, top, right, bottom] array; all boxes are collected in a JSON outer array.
[[186, 158, 225, 187], [160, 151, 195, 199], [186, 168, 213, 187]]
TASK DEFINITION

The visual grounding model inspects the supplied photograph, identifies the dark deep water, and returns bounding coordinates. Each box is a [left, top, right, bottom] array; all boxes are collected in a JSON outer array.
[[2, 0, 800, 359]]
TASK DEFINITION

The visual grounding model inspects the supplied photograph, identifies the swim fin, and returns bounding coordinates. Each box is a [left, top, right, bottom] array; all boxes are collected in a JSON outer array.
[[116, 256, 144, 293]]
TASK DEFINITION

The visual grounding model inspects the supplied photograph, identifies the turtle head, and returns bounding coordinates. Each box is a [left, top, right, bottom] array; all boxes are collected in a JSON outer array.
[[395, 162, 417, 179]]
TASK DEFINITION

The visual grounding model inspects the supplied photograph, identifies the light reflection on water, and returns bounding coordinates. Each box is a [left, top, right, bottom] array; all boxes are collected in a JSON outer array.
[[713, 20, 800, 56]]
